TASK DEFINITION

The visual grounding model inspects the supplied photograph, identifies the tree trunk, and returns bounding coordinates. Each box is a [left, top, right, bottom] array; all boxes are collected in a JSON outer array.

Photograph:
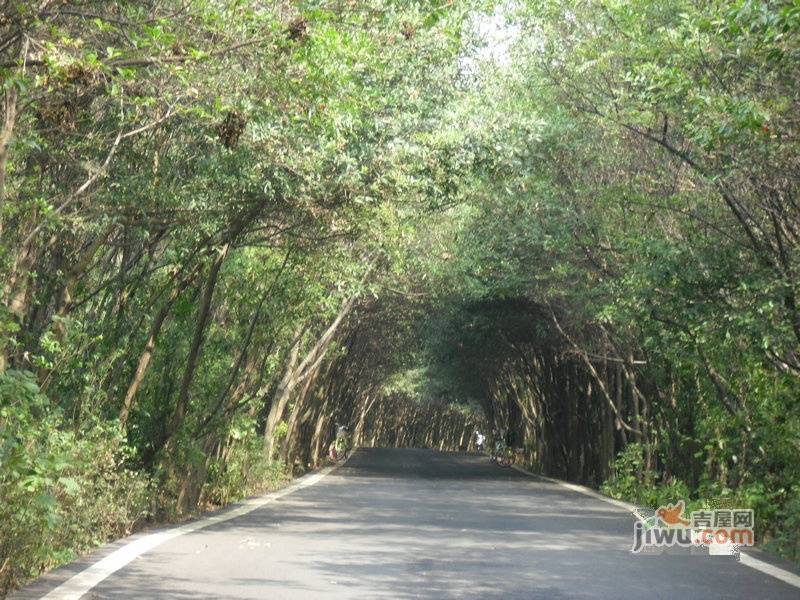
[[119, 266, 199, 428], [165, 244, 230, 443]]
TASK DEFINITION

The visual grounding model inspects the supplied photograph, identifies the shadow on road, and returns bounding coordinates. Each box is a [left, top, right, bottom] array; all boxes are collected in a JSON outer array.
[[24, 447, 800, 600]]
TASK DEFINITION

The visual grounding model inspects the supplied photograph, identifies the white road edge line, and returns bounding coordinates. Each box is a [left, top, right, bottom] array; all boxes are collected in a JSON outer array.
[[40, 451, 355, 600], [511, 464, 800, 590]]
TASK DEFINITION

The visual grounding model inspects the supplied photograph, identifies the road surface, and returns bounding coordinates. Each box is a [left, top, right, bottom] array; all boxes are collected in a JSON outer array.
[[16, 448, 800, 599]]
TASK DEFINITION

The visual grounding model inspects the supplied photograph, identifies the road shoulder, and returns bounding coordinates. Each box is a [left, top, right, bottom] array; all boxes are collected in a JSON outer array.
[[10, 454, 353, 600], [511, 462, 800, 590]]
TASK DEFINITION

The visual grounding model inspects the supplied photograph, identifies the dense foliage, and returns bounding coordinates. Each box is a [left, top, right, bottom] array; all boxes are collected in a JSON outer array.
[[1, 0, 798, 593], [0, 0, 477, 592], [407, 0, 800, 562]]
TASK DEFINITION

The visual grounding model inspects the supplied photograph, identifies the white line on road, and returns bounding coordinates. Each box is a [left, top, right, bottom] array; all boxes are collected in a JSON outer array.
[[41, 453, 353, 600], [739, 552, 800, 589], [511, 464, 800, 590]]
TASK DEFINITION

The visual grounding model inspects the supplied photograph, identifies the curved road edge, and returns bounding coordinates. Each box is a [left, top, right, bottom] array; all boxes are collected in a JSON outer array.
[[13, 451, 356, 600], [510, 463, 800, 591]]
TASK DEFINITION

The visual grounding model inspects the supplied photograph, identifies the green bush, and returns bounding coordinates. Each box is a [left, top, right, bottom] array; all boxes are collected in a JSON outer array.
[[601, 443, 645, 502], [0, 370, 149, 596], [601, 443, 799, 562], [602, 443, 689, 508], [203, 419, 289, 507], [767, 487, 800, 562]]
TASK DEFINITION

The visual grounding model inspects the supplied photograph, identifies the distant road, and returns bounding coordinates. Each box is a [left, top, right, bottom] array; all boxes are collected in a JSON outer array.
[[15, 447, 800, 599]]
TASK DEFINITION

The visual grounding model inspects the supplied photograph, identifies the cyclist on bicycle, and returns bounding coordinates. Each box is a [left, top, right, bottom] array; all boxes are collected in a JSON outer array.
[[495, 428, 507, 452], [329, 423, 351, 461], [490, 427, 515, 467]]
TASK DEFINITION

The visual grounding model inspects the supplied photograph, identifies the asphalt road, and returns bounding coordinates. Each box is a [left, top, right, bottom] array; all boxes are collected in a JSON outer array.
[[17, 447, 800, 599]]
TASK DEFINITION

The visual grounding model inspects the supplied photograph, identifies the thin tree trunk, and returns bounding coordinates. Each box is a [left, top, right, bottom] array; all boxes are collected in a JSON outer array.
[[165, 243, 230, 442], [263, 291, 359, 456], [262, 331, 303, 456], [119, 266, 199, 428]]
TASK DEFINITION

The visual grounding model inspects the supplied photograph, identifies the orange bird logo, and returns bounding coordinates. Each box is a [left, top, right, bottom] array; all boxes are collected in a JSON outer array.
[[656, 501, 690, 527]]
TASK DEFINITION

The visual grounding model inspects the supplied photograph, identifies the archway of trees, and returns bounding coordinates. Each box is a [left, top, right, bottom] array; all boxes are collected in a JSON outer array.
[[2, 0, 799, 593]]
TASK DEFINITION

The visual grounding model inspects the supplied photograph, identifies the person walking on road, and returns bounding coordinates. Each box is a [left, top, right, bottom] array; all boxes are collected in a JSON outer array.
[[474, 430, 486, 452]]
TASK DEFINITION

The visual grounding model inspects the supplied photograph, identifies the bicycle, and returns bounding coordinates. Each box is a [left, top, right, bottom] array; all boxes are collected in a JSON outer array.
[[328, 424, 351, 462], [490, 440, 515, 468], [497, 445, 515, 467]]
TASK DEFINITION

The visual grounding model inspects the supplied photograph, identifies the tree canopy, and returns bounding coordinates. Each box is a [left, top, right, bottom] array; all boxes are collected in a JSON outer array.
[[1, 0, 799, 592]]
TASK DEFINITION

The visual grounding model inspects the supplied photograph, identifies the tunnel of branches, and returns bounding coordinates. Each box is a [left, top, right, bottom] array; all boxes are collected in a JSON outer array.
[[255, 295, 655, 492], [7, 2, 800, 590]]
